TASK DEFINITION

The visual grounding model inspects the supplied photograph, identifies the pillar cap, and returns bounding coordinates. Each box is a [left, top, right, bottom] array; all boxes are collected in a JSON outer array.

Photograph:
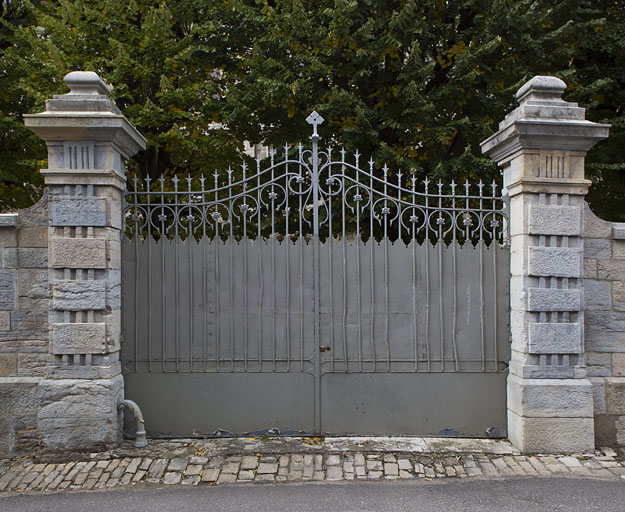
[[480, 75, 610, 164], [63, 71, 112, 97], [515, 76, 566, 104]]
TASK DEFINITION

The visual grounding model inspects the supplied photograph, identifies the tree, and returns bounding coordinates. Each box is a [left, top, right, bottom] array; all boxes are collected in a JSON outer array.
[[1, 0, 623, 220]]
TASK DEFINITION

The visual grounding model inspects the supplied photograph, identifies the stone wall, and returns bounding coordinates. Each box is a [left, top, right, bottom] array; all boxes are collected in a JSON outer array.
[[583, 204, 625, 445], [0, 195, 50, 454]]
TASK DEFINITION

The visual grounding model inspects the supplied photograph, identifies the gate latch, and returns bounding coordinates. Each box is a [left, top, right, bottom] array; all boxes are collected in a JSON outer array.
[[319, 346, 331, 352]]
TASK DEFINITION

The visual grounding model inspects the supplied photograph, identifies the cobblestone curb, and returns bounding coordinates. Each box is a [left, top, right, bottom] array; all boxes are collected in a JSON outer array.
[[1, 443, 623, 494]]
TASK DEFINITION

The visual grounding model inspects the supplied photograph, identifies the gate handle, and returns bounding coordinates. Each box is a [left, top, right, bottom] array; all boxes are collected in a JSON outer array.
[[319, 346, 331, 352]]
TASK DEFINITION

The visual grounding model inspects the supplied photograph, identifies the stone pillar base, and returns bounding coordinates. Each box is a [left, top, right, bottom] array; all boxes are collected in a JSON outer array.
[[507, 375, 594, 453], [37, 375, 123, 453]]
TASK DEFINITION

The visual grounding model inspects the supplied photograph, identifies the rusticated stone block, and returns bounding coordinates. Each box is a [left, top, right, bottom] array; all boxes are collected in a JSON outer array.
[[584, 279, 612, 311], [584, 238, 612, 259], [52, 323, 107, 354], [0, 382, 40, 413], [613, 240, 625, 258], [584, 205, 612, 238], [0, 270, 14, 289], [528, 322, 581, 354], [106, 310, 121, 351], [583, 258, 597, 279], [589, 377, 606, 414], [18, 191, 48, 227], [38, 375, 123, 419], [52, 280, 106, 311], [605, 378, 625, 415], [0, 311, 9, 330], [17, 227, 47, 248], [10, 311, 48, 332], [586, 310, 625, 332], [594, 414, 617, 446], [10, 414, 41, 455], [617, 417, 625, 446], [37, 375, 123, 452], [585, 351, 612, 377], [51, 238, 106, 269], [586, 331, 625, 353], [50, 196, 107, 227], [528, 247, 581, 278], [107, 269, 121, 310], [613, 353, 625, 377], [38, 416, 121, 453], [508, 412, 594, 454], [17, 269, 48, 310], [17, 353, 47, 377], [0, 353, 17, 376], [598, 259, 625, 281], [0, 228, 17, 248], [527, 288, 580, 311], [508, 375, 594, 418], [2, 248, 48, 269], [528, 205, 581, 236], [0, 290, 15, 311], [613, 281, 625, 311]]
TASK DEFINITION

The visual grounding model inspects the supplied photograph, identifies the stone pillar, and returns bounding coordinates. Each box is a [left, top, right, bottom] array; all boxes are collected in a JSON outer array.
[[24, 71, 146, 452], [481, 76, 610, 453]]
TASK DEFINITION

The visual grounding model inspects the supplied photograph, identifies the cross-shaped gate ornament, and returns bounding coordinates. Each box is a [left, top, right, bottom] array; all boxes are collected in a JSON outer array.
[[306, 111, 324, 138]]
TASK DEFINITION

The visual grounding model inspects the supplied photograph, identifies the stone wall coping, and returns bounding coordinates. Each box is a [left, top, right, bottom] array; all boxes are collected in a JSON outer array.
[[613, 225, 625, 240], [0, 214, 18, 227], [0, 376, 43, 384]]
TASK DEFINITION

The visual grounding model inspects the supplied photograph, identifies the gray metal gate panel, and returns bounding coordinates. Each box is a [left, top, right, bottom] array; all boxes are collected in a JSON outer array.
[[121, 111, 510, 437]]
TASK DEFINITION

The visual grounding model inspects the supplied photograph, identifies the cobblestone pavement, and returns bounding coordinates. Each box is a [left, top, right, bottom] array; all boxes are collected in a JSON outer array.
[[0, 438, 624, 495]]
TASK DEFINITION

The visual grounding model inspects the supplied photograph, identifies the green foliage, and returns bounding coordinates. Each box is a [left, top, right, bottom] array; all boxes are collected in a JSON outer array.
[[1, 0, 624, 219]]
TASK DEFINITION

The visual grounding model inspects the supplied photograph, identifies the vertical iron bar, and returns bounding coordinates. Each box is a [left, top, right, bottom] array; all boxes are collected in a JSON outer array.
[[368, 158, 375, 372], [328, 165, 335, 372], [383, 166, 390, 372], [437, 181, 444, 371], [271, 152, 278, 372], [228, 168, 235, 371], [356, 157, 362, 372], [257, 160, 263, 371], [214, 172, 221, 372], [312, 128, 322, 434], [492, 180, 499, 372], [133, 178, 139, 373], [201, 176, 207, 371], [243, 163, 249, 372], [187, 176, 194, 371], [298, 145, 304, 372], [286, 153, 291, 372], [424, 179, 431, 371], [411, 176, 418, 371], [479, 180, 486, 372], [147, 213, 152, 372], [174, 177, 180, 372], [160, 177, 166, 372], [341, 162, 348, 372], [451, 181, 459, 372]]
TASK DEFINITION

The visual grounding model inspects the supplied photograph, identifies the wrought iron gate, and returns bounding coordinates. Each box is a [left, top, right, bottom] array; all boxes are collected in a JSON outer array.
[[121, 112, 510, 437]]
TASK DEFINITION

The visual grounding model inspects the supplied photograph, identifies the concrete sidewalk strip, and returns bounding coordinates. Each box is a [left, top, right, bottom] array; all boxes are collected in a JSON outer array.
[[0, 438, 623, 494]]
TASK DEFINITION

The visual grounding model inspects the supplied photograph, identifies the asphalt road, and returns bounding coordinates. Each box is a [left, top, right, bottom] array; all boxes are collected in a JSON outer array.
[[1, 477, 624, 512]]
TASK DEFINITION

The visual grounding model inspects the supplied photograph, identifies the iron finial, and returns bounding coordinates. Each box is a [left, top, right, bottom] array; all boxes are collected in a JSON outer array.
[[306, 111, 324, 139]]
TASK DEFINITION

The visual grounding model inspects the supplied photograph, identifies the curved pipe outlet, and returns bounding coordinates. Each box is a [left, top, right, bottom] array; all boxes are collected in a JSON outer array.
[[118, 399, 148, 448]]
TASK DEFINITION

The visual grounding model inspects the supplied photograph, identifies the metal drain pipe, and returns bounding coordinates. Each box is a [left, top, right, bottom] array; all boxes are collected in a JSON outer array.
[[118, 399, 148, 448]]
